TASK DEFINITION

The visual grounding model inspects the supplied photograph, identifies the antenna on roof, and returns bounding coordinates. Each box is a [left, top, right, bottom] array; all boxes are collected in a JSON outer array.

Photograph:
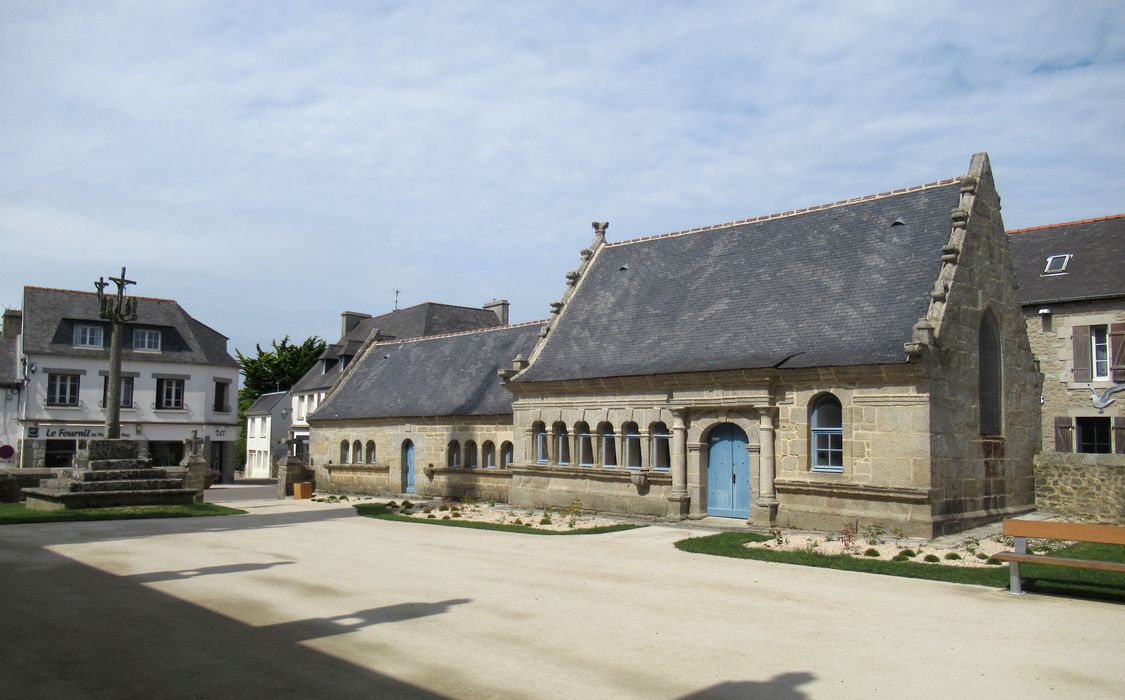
[[394, 289, 401, 310]]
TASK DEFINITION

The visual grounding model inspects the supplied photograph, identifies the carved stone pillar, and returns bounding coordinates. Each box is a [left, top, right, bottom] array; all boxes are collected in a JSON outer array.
[[753, 410, 779, 526], [668, 409, 690, 520], [523, 427, 535, 465]]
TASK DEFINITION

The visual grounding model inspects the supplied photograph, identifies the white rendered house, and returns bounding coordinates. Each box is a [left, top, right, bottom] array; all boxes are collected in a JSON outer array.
[[245, 391, 291, 478], [15, 286, 240, 478]]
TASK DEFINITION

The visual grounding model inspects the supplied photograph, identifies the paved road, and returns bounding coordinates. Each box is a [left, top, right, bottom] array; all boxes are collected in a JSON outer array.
[[2, 499, 1122, 699]]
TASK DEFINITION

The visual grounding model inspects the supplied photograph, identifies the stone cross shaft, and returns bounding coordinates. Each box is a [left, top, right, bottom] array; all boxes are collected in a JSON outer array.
[[96, 267, 138, 439]]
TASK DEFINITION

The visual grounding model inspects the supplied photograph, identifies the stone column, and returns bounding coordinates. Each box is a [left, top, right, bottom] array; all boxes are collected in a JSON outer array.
[[667, 409, 690, 520], [753, 410, 779, 526], [523, 427, 535, 464]]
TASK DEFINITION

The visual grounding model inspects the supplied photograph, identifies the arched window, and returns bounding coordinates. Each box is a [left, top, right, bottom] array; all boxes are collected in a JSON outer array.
[[339, 440, 349, 464], [464, 440, 478, 468], [574, 422, 593, 467], [447, 441, 461, 468], [623, 422, 642, 469], [650, 422, 670, 470], [553, 422, 570, 465], [352, 440, 362, 466], [500, 441, 513, 469], [482, 441, 496, 468], [599, 422, 617, 468], [810, 394, 843, 472], [533, 421, 549, 464], [365, 440, 376, 464], [979, 309, 1002, 436]]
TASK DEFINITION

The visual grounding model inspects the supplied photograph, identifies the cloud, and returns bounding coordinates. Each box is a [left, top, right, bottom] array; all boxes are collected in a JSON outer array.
[[1, 0, 1123, 357]]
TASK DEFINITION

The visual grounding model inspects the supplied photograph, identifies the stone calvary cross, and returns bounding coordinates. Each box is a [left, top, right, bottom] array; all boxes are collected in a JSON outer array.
[[95, 267, 138, 439]]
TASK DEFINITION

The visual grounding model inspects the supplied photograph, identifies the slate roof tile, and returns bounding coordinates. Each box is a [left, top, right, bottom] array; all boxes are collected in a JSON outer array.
[[310, 324, 540, 420], [517, 181, 963, 383], [1008, 215, 1125, 305], [21, 287, 236, 367]]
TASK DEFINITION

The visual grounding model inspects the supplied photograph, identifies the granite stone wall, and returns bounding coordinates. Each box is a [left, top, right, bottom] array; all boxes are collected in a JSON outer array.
[[308, 415, 517, 500], [1034, 452, 1124, 523]]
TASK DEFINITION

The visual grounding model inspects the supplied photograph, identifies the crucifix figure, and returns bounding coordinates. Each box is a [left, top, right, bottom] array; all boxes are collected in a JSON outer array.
[[96, 267, 138, 439]]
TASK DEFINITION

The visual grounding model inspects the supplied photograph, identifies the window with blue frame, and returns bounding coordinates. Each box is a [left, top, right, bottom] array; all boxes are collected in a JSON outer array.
[[650, 422, 670, 470], [810, 394, 843, 472], [575, 422, 593, 466], [623, 422, 642, 468], [464, 440, 478, 468], [482, 441, 496, 468], [554, 422, 570, 465], [534, 422, 549, 464], [447, 441, 461, 468], [501, 441, 513, 468], [599, 423, 617, 467]]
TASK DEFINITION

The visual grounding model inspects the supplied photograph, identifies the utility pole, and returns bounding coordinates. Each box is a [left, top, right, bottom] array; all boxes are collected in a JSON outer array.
[[96, 267, 137, 439]]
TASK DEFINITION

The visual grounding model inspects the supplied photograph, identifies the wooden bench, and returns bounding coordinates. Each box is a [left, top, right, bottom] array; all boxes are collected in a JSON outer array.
[[993, 519, 1125, 595]]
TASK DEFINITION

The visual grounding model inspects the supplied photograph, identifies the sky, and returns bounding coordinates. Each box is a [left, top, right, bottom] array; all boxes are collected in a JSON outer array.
[[2, 0, 1123, 363]]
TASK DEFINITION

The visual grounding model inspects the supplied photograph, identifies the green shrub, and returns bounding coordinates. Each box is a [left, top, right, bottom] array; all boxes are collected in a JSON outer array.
[[891, 554, 910, 562], [427, 514, 436, 519], [863, 548, 880, 557], [451, 512, 461, 518], [438, 504, 449, 511], [944, 552, 961, 560], [401, 500, 413, 509], [986, 557, 1002, 565], [422, 506, 433, 514], [442, 515, 451, 520], [923, 554, 940, 563], [540, 516, 552, 525], [898, 549, 917, 558], [387, 501, 397, 508], [976, 552, 990, 560]]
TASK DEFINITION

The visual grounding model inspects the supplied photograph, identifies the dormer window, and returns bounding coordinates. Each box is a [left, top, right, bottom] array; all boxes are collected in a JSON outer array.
[[73, 325, 104, 348], [1043, 254, 1071, 275], [133, 328, 161, 352]]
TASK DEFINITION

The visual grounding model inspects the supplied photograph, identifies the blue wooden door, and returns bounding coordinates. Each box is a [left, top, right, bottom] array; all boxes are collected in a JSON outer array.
[[707, 423, 750, 518], [404, 440, 415, 494]]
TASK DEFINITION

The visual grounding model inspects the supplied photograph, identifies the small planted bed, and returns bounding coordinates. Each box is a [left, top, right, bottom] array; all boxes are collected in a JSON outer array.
[[354, 499, 643, 536], [675, 529, 1125, 601]]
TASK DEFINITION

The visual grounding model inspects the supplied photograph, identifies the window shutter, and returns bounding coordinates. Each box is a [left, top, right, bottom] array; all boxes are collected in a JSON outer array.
[[1110, 323, 1125, 382], [1115, 418, 1125, 455], [1071, 325, 1091, 382], [1053, 416, 1073, 452]]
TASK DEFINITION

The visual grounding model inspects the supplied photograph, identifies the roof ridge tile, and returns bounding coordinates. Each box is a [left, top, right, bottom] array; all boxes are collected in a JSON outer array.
[[1007, 214, 1125, 235]]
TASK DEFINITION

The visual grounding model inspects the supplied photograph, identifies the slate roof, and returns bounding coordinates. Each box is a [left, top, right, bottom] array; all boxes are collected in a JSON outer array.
[[516, 180, 964, 383], [310, 324, 540, 420], [1008, 215, 1125, 305], [246, 391, 289, 416], [21, 287, 237, 367], [291, 302, 502, 393]]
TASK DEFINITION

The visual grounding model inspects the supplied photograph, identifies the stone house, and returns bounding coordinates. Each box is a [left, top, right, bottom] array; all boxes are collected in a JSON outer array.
[[1008, 215, 1124, 522], [12, 286, 240, 477], [307, 323, 540, 499], [289, 301, 507, 462], [504, 153, 1040, 537], [244, 390, 291, 479]]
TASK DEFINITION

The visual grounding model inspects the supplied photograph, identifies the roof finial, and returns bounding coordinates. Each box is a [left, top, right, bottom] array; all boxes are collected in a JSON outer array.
[[592, 221, 608, 247]]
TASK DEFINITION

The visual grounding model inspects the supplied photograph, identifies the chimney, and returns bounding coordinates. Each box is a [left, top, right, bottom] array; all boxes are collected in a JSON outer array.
[[340, 311, 371, 338], [2, 308, 21, 339], [484, 299, 510, 325]]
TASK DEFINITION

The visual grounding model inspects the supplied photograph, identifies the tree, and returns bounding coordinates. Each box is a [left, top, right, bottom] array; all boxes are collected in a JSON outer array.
[[235, 336, 326, 470]]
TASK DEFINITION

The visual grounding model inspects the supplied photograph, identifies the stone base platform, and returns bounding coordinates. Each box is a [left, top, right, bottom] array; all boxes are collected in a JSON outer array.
[[20, 438, 195, 511]]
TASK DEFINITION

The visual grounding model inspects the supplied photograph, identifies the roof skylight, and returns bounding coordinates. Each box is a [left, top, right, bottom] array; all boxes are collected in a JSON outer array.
[[1043, 254, 1071, 275]]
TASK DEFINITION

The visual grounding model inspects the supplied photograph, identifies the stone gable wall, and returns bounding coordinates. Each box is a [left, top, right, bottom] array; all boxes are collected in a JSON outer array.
[[921, 156, 1040, 534]]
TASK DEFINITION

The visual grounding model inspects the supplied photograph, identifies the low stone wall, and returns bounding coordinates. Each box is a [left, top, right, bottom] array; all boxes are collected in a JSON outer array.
[[1034, 453, 1124, 523], [322, 464, 392, 496], [420, 468, 511, 502], [0, 468, 59, 502], [508, 465, 672, 517]]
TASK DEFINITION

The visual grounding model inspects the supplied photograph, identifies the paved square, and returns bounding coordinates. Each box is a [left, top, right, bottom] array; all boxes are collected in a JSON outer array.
[[2, 500, 1122, 699]]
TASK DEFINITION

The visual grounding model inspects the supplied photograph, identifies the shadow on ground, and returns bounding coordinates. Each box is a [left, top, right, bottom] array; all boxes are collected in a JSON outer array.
[[0, 542, 455, 699]]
